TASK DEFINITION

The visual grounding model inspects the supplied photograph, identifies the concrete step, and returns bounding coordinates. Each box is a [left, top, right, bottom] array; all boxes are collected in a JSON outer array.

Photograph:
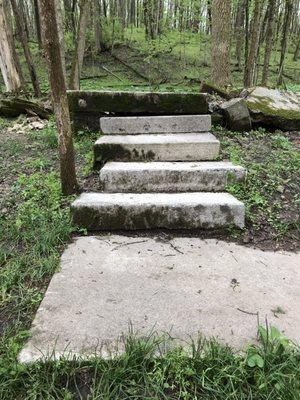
[[71, 192, 245, 230], [99, 161, 246, 193], [100, 115, 211, 134], [94, 133, 220, 166]]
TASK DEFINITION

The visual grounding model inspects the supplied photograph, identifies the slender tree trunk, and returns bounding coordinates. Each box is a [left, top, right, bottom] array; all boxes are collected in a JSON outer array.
[[261, 0, 277, 86], [235, 0, 246, 70], [94, 0, 102, 53], [39, 0, 78, 195], [294, 37, 300, 61], [211, 0, 232, 87], [277, 0, 293, 85], [244, 0, 263, 87], [54, 0, 67, 81], [33, 0, 43, 48], [0, 0, 22, 92], [69, 0, 89, 90], [11, 0, 41, 97]]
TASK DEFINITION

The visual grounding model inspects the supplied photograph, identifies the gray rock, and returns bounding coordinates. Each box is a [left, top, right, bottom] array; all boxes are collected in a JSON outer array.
[[245, 87, 300, 131], [221, 98, 252, 132]]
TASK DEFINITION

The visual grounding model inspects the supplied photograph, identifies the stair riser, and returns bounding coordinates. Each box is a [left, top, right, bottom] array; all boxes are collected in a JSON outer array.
[[100, 115, 211, 134], [94, 142, 220, 166], [71, 193, 245, 230], [100, 168, 246, 193]]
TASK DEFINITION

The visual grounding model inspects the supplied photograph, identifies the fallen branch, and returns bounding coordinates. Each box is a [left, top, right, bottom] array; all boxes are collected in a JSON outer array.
[[0, 96, 51, 119]]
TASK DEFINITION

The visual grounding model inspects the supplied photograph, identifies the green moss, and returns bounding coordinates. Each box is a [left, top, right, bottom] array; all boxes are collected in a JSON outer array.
[[246, 96, 300, 121]]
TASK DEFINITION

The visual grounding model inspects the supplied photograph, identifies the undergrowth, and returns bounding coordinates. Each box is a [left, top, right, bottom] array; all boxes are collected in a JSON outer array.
[[0, 120, 299, 398]]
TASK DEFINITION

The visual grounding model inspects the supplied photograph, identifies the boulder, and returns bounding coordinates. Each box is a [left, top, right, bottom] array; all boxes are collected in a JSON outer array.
[[245, 87, 300, 131], [221, 98, 252, 132]]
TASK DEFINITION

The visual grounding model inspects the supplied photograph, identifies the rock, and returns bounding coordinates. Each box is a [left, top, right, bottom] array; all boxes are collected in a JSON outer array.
[[245, 87, 300, 131], [200, 81, 231, 100], [221, 98, 252, 132]]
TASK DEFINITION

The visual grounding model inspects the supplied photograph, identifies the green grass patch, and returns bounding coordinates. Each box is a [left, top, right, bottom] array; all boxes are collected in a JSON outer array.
[[218, 127, 300, 245]]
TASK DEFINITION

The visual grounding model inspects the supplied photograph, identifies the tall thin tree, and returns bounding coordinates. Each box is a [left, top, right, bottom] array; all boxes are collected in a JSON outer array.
[[39, 0, 78, 195], [211, 0, 232, 87]]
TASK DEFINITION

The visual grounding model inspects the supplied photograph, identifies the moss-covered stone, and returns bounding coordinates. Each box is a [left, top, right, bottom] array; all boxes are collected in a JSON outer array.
[[246, 87, 300, 131], [68, 90, 208, 115]]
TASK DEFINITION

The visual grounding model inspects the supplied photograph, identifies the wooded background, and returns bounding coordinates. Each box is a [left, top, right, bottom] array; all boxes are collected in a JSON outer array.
[[0, 0, 299, 95]]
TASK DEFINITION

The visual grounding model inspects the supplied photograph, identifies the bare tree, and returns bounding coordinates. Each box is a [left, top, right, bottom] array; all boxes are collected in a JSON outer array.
[[211, 0, 232, 87], [261, 0, 277, 86], [244, 0, 263, 87], [69, 0, 89, 89], [278, 0, 293, 85], [0, 0, 22, 92], [11, 0, 41, 97], [39, 0, 78, 195]]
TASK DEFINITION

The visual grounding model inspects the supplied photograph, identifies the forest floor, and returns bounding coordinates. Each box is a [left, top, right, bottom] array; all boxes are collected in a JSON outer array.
[[0, 114, 299, 398], [0, 32, 300, 398]]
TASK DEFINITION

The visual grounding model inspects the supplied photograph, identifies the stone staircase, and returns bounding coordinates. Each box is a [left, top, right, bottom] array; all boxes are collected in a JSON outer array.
[[71, 115, 246, 230]]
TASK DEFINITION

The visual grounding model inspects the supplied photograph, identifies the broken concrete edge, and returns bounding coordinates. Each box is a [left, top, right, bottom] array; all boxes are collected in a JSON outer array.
[[18, 332, 216, 364]]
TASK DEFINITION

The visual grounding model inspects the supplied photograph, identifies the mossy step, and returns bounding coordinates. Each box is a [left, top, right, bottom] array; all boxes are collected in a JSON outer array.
[[99, 161, 246, 193], [71, 192, 245, 230], [100, 115, 211, 134], [94, 133, 220, 167]]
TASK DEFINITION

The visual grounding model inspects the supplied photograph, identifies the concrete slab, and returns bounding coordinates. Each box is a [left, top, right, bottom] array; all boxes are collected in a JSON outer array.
[[99, 161, 246, 192], [71, 192, 245, 230], [94, 133, 220, 165], [100, 115, 211, 134], [19, 235, 300, 362]]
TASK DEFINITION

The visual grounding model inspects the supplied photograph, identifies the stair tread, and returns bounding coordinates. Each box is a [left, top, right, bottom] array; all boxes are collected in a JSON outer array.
[[95, 133, 219, 145], [101, 161, 245, 171], [100, 115, 211, 134]]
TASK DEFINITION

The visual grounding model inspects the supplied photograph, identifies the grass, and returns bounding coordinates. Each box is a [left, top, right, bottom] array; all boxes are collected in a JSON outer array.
[[217, 127, 300, 249], [0, 119, 299, 398]]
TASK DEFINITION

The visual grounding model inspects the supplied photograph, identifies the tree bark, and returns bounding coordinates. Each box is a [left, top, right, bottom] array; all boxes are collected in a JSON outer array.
[[11, 0, 41, 97], [294, 37, 300, 61], [33, 0, 43, 49], [244, 0, 263, 87], [211, 0, 232, 87], [39, 0, 78, 195], [54, 0, 67, 81], [235, 0, 246, 70], [94, 0, 102, 53], [69, 0, 89, 90], [277, 0, 293, 85], [0, 0, 22, 92], [261, 0, 277, 86]]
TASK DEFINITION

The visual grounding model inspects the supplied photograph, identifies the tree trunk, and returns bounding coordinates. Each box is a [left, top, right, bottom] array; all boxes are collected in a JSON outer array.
[[261, 0, 277, 86], [294, 37, 300, 61], [0, 0, 22, 92], [54, 0, 67, 81], [235, 0, 246, 70], [211, 0, 232, 87], [94, 0, 102, 53], [11, 0, 41, 97], [69, 0, 89, 90], [277, 0, 293, 85], [39, 0, 78, 195], [33, 0, 43, 48], [244, 0, 263, 87]]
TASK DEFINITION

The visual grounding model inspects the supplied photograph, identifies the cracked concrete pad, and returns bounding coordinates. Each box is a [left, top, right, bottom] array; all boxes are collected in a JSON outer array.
[[19, 235, 300, 363]]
